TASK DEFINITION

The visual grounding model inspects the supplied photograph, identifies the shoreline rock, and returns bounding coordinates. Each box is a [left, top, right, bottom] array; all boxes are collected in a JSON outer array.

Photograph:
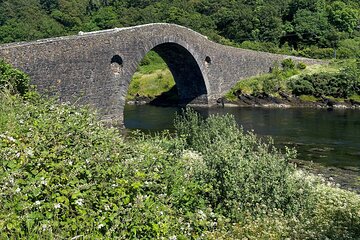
[[292, 159, 360, 194], [223, 93, 360, 109]]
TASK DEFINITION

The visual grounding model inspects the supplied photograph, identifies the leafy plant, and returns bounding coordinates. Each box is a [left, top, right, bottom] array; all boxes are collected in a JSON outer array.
[[0, 59, 30, 95], [289, 61, 360, 98], [297, 62, 307, 70], [174, 109, 311, 220], [281, 58, 296, 71]]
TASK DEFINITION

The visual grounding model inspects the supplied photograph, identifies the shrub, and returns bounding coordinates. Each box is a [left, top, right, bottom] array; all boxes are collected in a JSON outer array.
[[174, 109, 311, 220], [281, 58, 296, 70], [263, 76, 279, 94], [239, 41, 280, 53], [297, 62, 307, 70], [289, 62, 360, 98], [298, 47, 335, 59], [0, 59, 30, 95], [337, 37, 360, 58], [288, 77, 315, 96]]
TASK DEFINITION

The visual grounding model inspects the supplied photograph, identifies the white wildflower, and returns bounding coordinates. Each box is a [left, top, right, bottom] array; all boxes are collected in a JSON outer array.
[[7, 136, 16, 142], [25, 148, 34, 157], [35, 200, 41, 206], [40, 177, 47, 186], [97, 223, 105, 229], [15, 188, 21, 193], [9, 177, 14, 184], [169, 236, 177, 240], [198, 210, 206, 220], [54, 203, 61, 209], [75, 198, 84, 206], [42, 224, 48, 231]]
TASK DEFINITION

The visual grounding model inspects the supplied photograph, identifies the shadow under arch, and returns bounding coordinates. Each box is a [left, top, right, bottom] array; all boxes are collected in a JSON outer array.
[[146, 42, 208, 105]]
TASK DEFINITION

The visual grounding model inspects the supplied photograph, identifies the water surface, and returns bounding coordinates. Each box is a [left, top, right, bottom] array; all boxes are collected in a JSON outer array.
[[124, 104, 360, 169]]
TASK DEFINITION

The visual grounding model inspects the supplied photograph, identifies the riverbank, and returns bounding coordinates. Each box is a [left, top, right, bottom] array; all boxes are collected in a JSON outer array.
[[125, 103, 360, 195], [126, 91, 360, 109], [292, 159, 360, 194], [222, 92, 360, 109]]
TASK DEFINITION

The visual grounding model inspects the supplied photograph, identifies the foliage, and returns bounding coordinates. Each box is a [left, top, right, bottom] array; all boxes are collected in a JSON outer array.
[[0, 0, 359, 59], [127, 51, 175, 100], [204, 173, 360, 239], [174, 109, 311, 220], [297, 62, 307, 70], [289, 60, 360, 98], [225, 63, 300, 97], [0, 88, 360, 238], [0, 59, 30, 95], [225, 60, 360, 101], [281, 58, 296, 71]]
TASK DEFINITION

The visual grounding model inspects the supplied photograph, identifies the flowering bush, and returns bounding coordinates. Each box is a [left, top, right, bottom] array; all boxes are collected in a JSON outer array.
[[0, 91, 359, 239]]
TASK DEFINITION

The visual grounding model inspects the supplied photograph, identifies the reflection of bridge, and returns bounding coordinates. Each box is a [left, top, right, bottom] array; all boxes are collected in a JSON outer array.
[[0, 23, 319, 124]]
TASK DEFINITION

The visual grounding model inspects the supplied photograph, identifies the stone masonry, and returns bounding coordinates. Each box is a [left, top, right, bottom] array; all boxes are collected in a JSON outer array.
[[0, 23, 321, 124]]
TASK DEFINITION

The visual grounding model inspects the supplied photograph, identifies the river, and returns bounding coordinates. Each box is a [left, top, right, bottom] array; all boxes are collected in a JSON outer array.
[[124, 104, 360, 170]]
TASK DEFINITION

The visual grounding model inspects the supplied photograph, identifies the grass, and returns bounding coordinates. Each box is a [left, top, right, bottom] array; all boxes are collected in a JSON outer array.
[[350, 94, 360, 102], [128, 69, 175, 100], [127, 51, 175, 100], [225, 59, 360, 103], [299, 95, 319, 102]]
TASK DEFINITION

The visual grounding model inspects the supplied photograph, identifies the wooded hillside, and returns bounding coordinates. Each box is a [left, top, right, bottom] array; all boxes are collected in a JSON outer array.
[[0, 0, 359, 58]]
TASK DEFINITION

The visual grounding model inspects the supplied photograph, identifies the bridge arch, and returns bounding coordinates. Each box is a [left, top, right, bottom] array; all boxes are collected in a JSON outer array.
[[123, 41, 210, 109], [0, 23, 321, 125]]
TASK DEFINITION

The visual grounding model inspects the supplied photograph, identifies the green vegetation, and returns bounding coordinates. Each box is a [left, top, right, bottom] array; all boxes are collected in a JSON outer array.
[[1, 0, 359, 102], [127, 51, 175, 101], [0, 59, 30, 95], [1, 59, 360, 239], [225, 59, 360, 102], [1, 90, 360, 238], [0, 0, 359, 59]]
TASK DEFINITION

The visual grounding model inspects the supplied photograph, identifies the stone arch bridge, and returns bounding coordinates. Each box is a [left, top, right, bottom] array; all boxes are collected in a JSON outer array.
[[0, 23, 319, 124]]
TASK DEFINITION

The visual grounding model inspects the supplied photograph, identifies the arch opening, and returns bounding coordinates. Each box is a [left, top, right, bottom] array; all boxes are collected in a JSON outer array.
[[205, 56, 211, 65], [124, 42, 208, 129], [151, 43, 208, 105], [126, 42, 208, 106], [111, 55, 123, 74]]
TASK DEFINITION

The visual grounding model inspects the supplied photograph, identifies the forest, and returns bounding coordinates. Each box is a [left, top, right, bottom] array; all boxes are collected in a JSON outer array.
[[0, 0, 359, 58]]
